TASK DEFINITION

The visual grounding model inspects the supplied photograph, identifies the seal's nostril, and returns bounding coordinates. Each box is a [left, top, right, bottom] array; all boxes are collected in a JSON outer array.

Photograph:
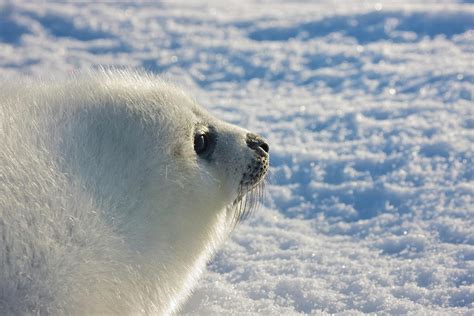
[[260, 142, 269, 153], [246, 133, 269, 154]]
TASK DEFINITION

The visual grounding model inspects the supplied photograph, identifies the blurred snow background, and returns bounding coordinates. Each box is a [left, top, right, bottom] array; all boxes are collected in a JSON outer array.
[[1, 0, 473, 314]]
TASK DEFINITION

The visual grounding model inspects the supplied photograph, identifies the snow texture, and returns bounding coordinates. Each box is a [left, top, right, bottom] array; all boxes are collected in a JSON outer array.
[[1, 0, 473, 314]]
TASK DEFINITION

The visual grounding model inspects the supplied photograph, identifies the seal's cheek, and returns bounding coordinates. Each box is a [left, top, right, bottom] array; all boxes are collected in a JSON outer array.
[[172, 143, 184, 158]]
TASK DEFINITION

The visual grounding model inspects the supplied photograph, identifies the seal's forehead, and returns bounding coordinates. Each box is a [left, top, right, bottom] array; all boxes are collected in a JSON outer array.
[[189, 104, 214, 124], [189, 101, 206, 116]]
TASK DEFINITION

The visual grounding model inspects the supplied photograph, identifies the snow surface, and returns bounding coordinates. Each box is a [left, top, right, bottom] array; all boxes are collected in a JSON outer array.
[[1, 0, 473, 314]]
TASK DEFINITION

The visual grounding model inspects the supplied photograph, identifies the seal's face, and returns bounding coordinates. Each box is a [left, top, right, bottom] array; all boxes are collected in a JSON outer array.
[[190, 117, 270, 223]]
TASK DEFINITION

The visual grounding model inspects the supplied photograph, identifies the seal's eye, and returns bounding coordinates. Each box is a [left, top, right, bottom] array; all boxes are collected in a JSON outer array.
[[194, 133, 209, 156]]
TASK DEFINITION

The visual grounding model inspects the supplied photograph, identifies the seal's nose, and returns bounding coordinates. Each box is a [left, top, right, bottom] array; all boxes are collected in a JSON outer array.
[[246, 133, 269, 154]]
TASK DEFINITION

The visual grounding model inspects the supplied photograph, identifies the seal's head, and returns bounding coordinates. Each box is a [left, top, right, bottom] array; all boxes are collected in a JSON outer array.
[[1, 70, 269, 315], [55, 71, 269, 313]]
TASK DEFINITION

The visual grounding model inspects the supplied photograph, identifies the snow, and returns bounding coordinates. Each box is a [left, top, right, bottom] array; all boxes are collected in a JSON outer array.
[[1, 0, 473, 314]]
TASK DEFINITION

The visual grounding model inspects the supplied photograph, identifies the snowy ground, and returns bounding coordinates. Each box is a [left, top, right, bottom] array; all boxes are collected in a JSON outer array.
[[1, 1, 473, 314]]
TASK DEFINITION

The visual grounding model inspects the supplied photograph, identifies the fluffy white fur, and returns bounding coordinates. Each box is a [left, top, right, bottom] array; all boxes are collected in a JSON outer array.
[[0, 70, 266, 315]]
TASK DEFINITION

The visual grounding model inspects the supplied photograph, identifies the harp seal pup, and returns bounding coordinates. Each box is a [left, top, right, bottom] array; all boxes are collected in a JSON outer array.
[[0, 70, 269, 315]]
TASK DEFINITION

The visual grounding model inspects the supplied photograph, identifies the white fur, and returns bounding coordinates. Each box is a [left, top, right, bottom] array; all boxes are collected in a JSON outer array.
[[0, 70, 259, 315]]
